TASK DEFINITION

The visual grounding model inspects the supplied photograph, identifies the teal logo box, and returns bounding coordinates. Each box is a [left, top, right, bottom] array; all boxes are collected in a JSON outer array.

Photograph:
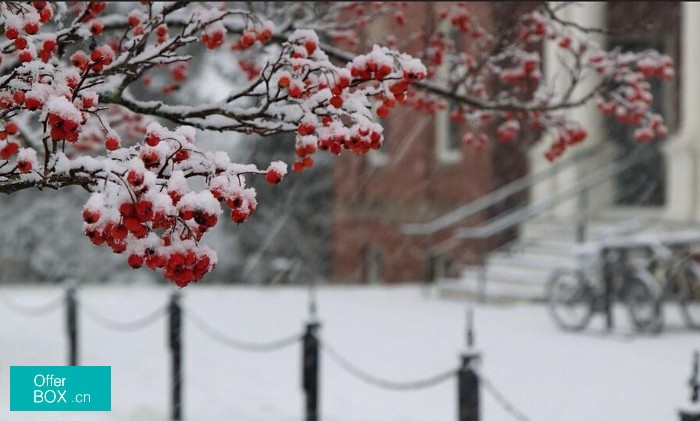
[[10, 366, 111, 411]]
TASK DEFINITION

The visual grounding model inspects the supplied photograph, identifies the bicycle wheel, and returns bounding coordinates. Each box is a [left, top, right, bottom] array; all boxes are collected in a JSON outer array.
[[625, 267, 663, 333], [546, 268, 594, 331], [679, 261, 700, 329]]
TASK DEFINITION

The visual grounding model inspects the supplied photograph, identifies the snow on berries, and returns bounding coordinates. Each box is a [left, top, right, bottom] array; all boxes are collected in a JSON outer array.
[[269, 38, 425, 171], [265, 161, 288, 185], [69, 123, 292, 287], [46, 96, 83, 143]]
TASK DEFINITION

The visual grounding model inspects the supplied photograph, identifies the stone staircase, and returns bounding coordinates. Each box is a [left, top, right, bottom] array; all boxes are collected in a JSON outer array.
[[437, 211, 662, 302]]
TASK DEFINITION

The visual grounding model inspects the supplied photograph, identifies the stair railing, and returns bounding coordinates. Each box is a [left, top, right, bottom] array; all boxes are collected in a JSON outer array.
[[402, 142, 607, 237], [429, 145, 654, 299], [401, 142, 608, 287]]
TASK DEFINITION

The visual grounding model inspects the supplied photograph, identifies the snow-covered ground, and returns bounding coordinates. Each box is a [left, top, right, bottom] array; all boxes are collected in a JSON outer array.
[[0, 284, 697, 421]]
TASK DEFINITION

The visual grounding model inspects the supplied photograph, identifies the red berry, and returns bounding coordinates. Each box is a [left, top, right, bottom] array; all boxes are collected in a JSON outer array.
[[265, 169, 283, 184], [17, 160, 32, 173], [25, 97, 42, 110], [240, 32, 256, 48], [128, 15, 140, 27], [13, 91, 25, 105], [0, 142, 18, 159], [5, 121, 18, 135], [82, 209, 100, 224], [24, 22, 39, 35], [135, 200, 153, 221], [123, 217, 143, 234], [111, 224, 128, 241], [145, 132, 160, 146], [127, 169, 144, 186], [304, 40, 316, 55], [258, 28, 272, 43], [119, 202, 135, 217], [180, 208, 194, 220], [173, 150, 189, 162], [376, 105, 389, 118], [278, 75, 290, 88], [156, 24, 168, 37], [48, 124, 62, 140], [39, 7, 53, 23], [18, 50, 32, 62], [289, 85, 302, 98], [231, 208, 248, 223], [5, 28, 18, 39], [330, 96, 343, 108], [171, 65, 186, 82], [14, 37, 27, 49], [90, 21, 104, 36], [128, 254, 144, 269]]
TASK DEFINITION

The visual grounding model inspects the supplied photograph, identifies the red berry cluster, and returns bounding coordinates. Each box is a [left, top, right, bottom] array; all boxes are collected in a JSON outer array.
[[230, 26, 273, 51], [83, 140, 223, 287], [238, 59, 262, 81], [544, 126, 588, 162], [48, 113, 81, 143], [436, 5, 485, 38], [5, 2, 53, 63], [404, 91, 446, 115], [0, 121, 21, 165], [0, 141, 19, 160], [219, 191, 257, 224], [78, 2, 107, 22], [201, 26, 225, 49], [462, 133, 487, 151], [279, 44, 427, 172], [501, 56, 541, 84], [0, 122, 21, 163], [636, 57, 674, 80], [155, 24, 168, 44], [350, 60, 393, 81], [71, 45, 114, 73], [518, 13, 549, 43], [0, 121, 36, 173], [127, 10, 147, 36], [496, 120, 520, 143]]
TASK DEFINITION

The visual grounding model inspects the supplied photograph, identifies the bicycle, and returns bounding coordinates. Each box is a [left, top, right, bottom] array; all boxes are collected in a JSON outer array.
[[546, 244, 663, 333], [643, 240, 700, 330]]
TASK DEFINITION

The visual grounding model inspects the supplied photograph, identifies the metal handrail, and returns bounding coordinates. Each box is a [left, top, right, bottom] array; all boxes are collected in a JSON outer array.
[[430, 147, 652, 255], [402, 142, 608, 236]]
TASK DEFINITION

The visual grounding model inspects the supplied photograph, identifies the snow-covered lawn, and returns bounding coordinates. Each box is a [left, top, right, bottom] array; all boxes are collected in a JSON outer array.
[[0, 284, 697, 421]]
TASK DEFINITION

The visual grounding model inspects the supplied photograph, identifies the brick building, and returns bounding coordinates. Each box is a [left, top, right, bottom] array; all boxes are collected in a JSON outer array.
[[332, 2, 683, 284]]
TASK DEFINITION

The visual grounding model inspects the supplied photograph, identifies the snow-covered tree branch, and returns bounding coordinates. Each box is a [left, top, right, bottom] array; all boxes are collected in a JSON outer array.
[[0, 2, 673, 286]]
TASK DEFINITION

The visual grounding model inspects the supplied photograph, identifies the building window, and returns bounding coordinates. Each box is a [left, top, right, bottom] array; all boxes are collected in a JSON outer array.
[[435, 26, 463, 165], [366, 116, 390, 167], [436, 99, 464, 164], [606, 39, 669, 207]]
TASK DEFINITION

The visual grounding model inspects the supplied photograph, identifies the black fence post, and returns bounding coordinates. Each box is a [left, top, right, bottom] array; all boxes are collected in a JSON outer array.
[[458, 353, 480, 421], [302, 321, 320, 421], [66, 286, 78, 366], [602, 247, 614, 331], [169, 292, 183, 421], [680, 350, 700, 421], [459, 308, 479, 421]]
